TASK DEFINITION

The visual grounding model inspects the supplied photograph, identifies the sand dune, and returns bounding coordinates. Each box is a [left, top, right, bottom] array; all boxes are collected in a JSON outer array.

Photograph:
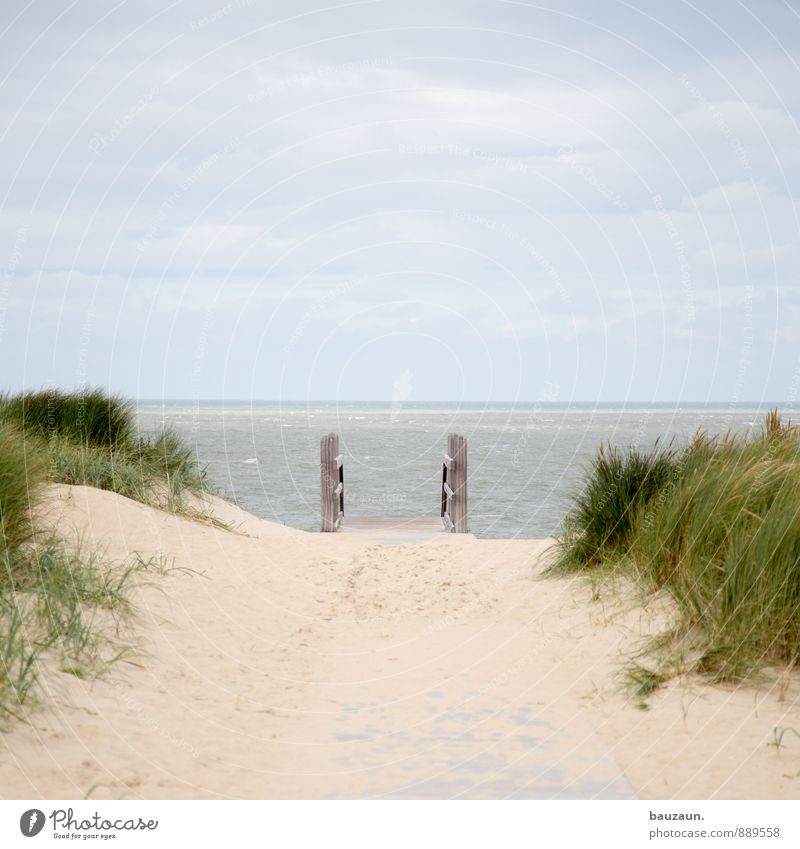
[[2, 484, 799, 799]]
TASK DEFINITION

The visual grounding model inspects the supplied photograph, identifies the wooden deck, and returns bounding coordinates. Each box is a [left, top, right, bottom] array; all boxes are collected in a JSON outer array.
[[320, 432, 470, 540], [339, 516, 473, 544]]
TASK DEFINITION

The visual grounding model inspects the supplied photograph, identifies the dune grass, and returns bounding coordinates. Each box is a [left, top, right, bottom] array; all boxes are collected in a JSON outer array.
[[0, 540, 163, 725], [0, 420, 46, 561], [554, 439, 678, 572], [49, 427, 206, 509], [0, 388, 136, 448], [554, 410, 800, 686], [0, 388, 207, 509], [0, 387, 208, 724]]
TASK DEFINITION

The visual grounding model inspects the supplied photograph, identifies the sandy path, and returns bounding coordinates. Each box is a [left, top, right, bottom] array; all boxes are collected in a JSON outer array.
[[2, 485, 799, 799]]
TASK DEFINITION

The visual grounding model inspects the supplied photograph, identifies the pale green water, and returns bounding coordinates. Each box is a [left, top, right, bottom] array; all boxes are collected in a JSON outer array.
[[136, 402, 772, 538]]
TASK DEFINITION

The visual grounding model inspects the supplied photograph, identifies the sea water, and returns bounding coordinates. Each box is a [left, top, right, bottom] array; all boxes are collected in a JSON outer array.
[[137, 402, 772, 539]]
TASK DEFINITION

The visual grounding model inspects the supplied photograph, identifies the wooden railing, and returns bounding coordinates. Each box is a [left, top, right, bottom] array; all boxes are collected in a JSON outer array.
[[320, 432, 344, 532], [441, 433, 468, 533], [320, 431, 468, 533]]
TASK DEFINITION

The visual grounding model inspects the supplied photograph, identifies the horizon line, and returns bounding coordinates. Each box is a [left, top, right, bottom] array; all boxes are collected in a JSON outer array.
[[135, 398, 794, 405]]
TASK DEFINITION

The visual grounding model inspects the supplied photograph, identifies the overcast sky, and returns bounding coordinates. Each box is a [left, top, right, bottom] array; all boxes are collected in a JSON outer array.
[[1, 0, 799, 403]]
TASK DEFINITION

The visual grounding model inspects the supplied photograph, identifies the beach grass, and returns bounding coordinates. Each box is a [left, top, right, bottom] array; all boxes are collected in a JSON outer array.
[[553, 439, 678, 572], [0, 538, 160, 725], [555, 410, 800, 685], [0, 388, 136, 448], [0, 387, 207, 723], [0, 388, 207, 510], [49, 427, 206, 509], [0, 420, 46, 560]]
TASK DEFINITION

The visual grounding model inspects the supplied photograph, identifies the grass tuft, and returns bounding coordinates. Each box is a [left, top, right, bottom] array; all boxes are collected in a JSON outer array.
[[0, 539, 166, 726], [0, 387, 211, 724], [0, 388, 207, 511], [624, 663, 665, 698], [555, 409, 800, 689], [0, 421, 46, 561], [0, 388, 136, 448], [553, 440, 678, 572], [0, 594, 40, 722], [49, 428, 206, 509]]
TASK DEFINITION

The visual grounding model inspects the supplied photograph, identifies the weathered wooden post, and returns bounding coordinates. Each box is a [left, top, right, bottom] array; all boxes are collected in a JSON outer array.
[[320, 432, 344, 532], [452, 433, 468, 533], [441, 432, 468, 533]]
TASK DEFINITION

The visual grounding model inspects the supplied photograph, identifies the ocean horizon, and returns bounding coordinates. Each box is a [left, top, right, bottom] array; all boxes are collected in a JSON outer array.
[[137, 400, 778, 539], [138, 399, 791, 407]]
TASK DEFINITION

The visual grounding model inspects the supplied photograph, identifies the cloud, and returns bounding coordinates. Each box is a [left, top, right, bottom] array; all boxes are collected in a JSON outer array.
[[2, 0, 799, 401]]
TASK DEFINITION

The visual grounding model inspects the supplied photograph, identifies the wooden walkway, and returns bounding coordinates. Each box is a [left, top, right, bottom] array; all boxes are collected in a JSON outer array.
[[320, 432, 470, 540], [338, 516, 474, 544]]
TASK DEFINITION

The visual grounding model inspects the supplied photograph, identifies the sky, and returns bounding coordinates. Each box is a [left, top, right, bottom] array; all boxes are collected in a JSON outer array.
[[1, 0, 799, 404]]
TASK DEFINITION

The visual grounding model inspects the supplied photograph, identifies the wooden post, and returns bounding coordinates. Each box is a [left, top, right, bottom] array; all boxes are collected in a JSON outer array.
[[441, 433, 454, 531], [441, 433, 467, 533], [452, 434, 468, 533], [320, 432, 340, 532]]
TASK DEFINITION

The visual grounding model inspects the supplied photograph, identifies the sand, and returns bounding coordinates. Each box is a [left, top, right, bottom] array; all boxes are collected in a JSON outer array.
[[2, 484, 799, 799]]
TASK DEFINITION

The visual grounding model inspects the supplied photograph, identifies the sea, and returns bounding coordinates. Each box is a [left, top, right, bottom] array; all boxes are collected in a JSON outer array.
[[136, 402, 778, 539]]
